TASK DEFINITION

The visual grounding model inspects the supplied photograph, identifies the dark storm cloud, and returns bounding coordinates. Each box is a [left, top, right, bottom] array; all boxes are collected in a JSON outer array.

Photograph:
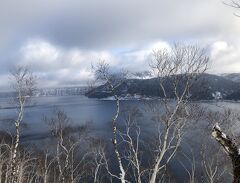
[[1, 0, 238, 49]]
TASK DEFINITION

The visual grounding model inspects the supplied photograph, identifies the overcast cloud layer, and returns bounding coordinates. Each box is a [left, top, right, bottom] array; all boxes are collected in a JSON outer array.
[[1, 0, 240, 89]]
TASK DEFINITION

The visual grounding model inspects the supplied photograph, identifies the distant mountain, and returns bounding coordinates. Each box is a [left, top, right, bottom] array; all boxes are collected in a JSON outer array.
[[1, 74, 239, 101], [86, 73, 240, 100], [222, 73, 240, 83]]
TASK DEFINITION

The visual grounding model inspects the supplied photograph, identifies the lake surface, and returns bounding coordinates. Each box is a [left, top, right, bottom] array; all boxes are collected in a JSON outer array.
[[0, 96, 121, 136], [0, 96, 161, 143], [0, 95, 239, 182], [1, 96, 239, 135]]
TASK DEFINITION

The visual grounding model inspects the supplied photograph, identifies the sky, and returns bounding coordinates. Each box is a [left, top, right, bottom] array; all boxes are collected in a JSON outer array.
[[1, 0, 240, 89]]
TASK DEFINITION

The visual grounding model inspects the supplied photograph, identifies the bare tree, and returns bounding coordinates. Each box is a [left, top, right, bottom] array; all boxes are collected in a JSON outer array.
[[178, 148, 196, 183], [0, 134, 12, 183], [92, 61, 129, 183], [45, 109, 92, 183], [224, 0, 240, 16], [88, 138, 109, 183], [91, 44, 208, 183], [33, 149, 56, 183], [118, 107, 145, 183], [200, 145, 228, 183], [147, 44, 208, 183], [10, 66, 36, 183]]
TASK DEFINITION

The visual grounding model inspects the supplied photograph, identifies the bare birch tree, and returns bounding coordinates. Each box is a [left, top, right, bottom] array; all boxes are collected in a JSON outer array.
[[200, 145, 229, 183], [91, 44, 208, 183], [117, 107, 145, 183], [88, 138, 109, 183], [45, 109, 92, 183], [147, 44, 208, 183], [92, 61, 129, 183], [10, 66, 36, 183]]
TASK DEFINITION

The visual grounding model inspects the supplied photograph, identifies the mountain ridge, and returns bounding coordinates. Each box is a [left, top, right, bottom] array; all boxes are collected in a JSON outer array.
[[86, 73, 240, 100], [221, 73, 240, 83]]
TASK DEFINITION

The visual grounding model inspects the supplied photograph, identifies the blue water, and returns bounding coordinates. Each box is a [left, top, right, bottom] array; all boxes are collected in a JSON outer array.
[[0, 96, 239, 182], [0, 96, 152, 139]]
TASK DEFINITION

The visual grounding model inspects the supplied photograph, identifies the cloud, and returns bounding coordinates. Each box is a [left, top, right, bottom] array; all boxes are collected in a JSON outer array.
[[0, 0, 239, 51], [11, 39, 172, 88], [0, 0, 240, 89], [2, 38, 240, 89], [20, 40, 61, 70], [210, 41, 240, 73], [17, 39, 116, 87], [115, 41, 171, 71]]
